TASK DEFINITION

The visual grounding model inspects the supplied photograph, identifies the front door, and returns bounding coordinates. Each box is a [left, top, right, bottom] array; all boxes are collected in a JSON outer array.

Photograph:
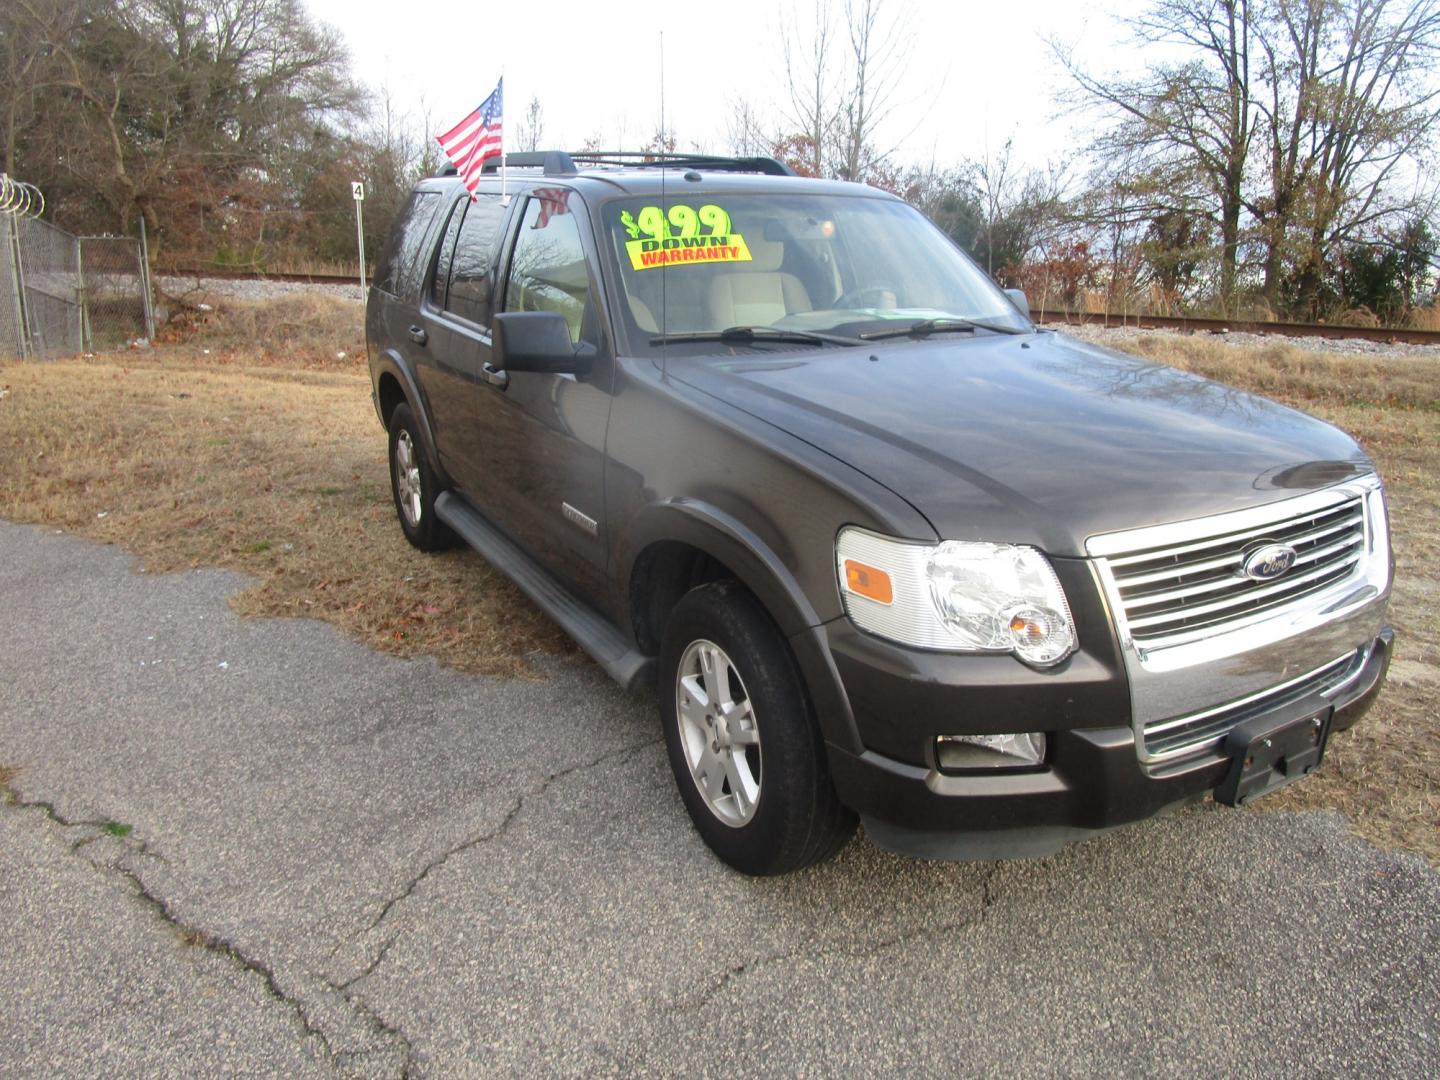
[[477, 188, 615, 606]]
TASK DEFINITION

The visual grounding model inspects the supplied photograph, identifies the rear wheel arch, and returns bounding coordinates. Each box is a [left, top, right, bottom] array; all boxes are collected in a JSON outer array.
[[372, 353, 451, 489]]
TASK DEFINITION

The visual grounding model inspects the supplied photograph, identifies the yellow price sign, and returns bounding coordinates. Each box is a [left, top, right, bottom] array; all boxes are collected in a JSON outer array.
[[620, 203, 753, 271]]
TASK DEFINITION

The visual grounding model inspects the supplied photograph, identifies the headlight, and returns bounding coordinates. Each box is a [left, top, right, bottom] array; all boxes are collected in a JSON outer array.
[[836, 527, 1076, 666]]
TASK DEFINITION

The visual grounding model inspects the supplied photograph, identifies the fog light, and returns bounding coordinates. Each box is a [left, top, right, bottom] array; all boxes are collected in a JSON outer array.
[[936, 732, 1047, 771]]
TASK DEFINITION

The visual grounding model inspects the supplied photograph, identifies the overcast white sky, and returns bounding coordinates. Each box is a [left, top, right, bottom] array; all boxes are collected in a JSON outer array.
[[305, 0, 1149, 171]]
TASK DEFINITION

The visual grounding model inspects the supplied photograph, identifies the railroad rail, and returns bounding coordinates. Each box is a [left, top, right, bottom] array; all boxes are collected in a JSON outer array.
[[158, 268, 1440, 347]]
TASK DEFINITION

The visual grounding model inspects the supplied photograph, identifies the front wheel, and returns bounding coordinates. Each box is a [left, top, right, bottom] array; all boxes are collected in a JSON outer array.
[[659, 581, 857, 875], [387, 402, 456, 551]]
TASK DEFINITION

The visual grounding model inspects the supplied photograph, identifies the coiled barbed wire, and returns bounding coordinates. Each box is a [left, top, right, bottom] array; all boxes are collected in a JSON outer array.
[[0, 174, 45, 218]]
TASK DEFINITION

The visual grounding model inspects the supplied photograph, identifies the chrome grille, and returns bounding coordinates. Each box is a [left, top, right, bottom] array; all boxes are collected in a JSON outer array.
[[1142, 650, 1366, 763], [1105, 497, 1366, 648]]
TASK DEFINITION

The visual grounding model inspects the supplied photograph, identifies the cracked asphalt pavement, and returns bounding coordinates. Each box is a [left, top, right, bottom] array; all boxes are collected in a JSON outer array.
[[2, 520, 1438, 1077]]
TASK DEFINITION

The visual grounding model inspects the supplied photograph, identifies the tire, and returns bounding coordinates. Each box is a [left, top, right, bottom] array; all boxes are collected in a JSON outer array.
[[387, 402, 456, 552], [659, 580, 857, 875]]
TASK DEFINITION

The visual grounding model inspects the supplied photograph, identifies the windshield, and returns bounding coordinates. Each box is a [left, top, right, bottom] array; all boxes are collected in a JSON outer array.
[[597, 191, 1030, 353]]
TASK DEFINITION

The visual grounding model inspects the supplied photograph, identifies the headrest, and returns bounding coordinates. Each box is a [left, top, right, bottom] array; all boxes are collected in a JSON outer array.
[[743, 234, 785, 272]]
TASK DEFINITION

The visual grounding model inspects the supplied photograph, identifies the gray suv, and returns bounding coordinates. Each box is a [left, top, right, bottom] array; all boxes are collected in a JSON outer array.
[[366, 151, 1393, 875]]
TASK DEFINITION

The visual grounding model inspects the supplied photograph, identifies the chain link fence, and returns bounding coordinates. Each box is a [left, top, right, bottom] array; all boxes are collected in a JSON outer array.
[[0, 209, 154, 360], [80, 235, 155, 351]]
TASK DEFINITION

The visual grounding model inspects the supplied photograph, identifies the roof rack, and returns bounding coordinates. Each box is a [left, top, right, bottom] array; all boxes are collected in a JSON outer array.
[[436, 151, 797, 179]]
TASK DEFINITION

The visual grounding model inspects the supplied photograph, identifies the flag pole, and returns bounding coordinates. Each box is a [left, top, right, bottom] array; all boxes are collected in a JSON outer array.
[[500, 72, 508, 205]]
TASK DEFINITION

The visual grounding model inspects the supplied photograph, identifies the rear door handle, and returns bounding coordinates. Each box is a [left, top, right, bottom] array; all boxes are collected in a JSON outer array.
[[408, 325, 427, 345], [480, 363, 509, 390]]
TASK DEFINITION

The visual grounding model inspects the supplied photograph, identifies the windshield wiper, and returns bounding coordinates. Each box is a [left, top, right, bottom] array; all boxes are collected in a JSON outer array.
[[858, 317, 1027, 340], [650, 325, 864, 348]]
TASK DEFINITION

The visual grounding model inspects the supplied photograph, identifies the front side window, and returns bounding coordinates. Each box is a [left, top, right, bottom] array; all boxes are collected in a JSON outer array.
[[445, 194, 508, 326], [504, 189, 592, 343]]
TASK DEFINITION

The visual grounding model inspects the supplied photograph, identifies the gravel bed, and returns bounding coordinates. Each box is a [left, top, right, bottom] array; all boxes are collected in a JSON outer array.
[[153, 276, 1436, 358], [157, 275, 363, 303], [1055, 321, 1440, 359]]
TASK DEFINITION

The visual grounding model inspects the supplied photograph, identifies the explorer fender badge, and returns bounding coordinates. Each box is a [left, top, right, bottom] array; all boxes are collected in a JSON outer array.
[[1242, 543, 1298, 581]]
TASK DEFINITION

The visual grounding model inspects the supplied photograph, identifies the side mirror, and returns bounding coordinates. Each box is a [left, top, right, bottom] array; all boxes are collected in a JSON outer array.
[[492, 312, 594, 375], [1004, 288, 1031, 316]]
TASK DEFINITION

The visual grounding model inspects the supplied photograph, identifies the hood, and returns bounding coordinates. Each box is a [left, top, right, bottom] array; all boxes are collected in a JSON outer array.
[[670, 330, 1372, 556]]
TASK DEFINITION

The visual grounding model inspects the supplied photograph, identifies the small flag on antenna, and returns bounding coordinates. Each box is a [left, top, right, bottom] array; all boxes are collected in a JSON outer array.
[[438, 78, 503, 194]]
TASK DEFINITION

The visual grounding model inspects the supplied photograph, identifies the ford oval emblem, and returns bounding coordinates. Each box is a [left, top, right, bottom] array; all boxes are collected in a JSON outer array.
[[1242, 544, 1297, 581]]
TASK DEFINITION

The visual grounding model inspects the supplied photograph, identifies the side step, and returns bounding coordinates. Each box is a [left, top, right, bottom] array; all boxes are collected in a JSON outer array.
[[434, 492, 655, 692]]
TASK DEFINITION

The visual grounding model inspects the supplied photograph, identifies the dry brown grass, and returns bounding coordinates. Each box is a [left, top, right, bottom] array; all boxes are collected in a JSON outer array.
[[1100, 332, 1440, 862], [156, 293, 368, 367], [0, 302, 1436, 860], [1411, 302, 1440, 332], [0, 318, 571, 677]]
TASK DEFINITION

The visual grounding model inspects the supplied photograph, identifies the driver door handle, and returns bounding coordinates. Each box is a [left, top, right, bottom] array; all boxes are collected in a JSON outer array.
[[408, 325, 427, 345], [480, 362, 509, 390]]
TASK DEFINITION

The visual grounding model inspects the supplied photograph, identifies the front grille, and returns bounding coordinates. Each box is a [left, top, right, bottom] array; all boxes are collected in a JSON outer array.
[[1142, 650, 1365, 762], [1105, 497, 1366, 648]]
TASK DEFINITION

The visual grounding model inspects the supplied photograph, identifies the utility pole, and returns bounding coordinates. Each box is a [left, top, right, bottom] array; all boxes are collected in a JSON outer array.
[[352, 181, 366, 298]]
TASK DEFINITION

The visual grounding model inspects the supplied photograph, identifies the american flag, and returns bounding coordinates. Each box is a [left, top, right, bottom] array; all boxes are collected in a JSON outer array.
[[437, 79, 503, 193], [532, 187, 571, 227]]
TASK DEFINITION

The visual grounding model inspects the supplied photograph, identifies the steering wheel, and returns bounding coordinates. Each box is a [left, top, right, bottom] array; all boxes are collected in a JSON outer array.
[[833, 286, 898, 310]]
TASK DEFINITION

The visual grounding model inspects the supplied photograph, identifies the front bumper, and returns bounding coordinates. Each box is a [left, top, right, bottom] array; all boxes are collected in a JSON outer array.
[[821, 628, 1391, 861]]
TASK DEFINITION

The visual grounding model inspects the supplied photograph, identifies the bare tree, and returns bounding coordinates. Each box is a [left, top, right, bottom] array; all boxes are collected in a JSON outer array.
[[516, 95, 545, 153], [834, 0, 911, 182], [1053, 0, 1258, 309], [726, 97, 772, 158], [8, 0, 361, 238], [1276, 0, 1440, 314], [780, 0, 841, 177]]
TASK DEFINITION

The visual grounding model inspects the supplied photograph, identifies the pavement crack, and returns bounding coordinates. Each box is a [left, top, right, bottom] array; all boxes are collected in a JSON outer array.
[[2, 773, 413, 1077], [662, 864, 1005, 1018], [113, 861, 342, 1062], [337, 934, 397, 990], [361, 737, 662, 937]]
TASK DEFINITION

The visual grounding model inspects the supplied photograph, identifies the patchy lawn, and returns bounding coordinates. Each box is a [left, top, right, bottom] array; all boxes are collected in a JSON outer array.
[[0, 296, 572, 678], [0, 301, 1435, 862]]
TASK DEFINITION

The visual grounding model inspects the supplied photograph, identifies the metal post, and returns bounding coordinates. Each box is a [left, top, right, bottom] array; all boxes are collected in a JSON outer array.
[[6, 213, 31, 358], [76, 239, 91, 352], [138, 214, 156, 340], [352, 183, 366, 299]]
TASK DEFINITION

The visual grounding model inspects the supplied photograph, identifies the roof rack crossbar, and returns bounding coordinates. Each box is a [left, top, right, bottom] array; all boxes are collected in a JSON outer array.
[[568, 152, 796, 177], [478, 151, 577, 176]]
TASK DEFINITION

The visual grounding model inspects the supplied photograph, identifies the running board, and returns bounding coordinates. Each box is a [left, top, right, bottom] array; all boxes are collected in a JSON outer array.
[[434, 492, 654, 692]]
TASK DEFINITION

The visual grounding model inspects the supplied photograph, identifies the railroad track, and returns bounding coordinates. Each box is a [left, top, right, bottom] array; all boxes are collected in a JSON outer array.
[[160, 268, 1440, 347], [1029, 308, 1440, 347]]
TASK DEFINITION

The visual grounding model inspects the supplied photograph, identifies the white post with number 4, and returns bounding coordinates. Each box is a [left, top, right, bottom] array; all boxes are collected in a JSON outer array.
[[352, 181, 366, 298]]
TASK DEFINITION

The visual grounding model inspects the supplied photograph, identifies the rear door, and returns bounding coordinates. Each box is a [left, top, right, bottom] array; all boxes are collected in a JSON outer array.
[[415, 189, 513, 488], [376, 188, 443, 423]]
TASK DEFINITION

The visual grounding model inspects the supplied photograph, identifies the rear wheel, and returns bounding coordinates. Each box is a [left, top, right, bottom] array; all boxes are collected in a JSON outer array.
[[660, 580, 857, 875], [387, 402, 455, 551]]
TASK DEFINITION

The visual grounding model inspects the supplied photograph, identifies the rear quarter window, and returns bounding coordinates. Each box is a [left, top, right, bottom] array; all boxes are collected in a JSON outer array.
[[375, 191, 442, 299]]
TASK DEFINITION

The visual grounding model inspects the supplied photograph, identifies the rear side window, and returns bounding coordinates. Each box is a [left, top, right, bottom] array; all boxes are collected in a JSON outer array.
[[445, 195, 509, 327], [428, 197, 467, 308], [504, 190, 592, 343], [375, 191, 440, 299]]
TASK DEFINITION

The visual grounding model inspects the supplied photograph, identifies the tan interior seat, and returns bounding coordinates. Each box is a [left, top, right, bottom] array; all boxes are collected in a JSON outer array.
[[630, 296, 659, 333], [705, 236, 812, 327]]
